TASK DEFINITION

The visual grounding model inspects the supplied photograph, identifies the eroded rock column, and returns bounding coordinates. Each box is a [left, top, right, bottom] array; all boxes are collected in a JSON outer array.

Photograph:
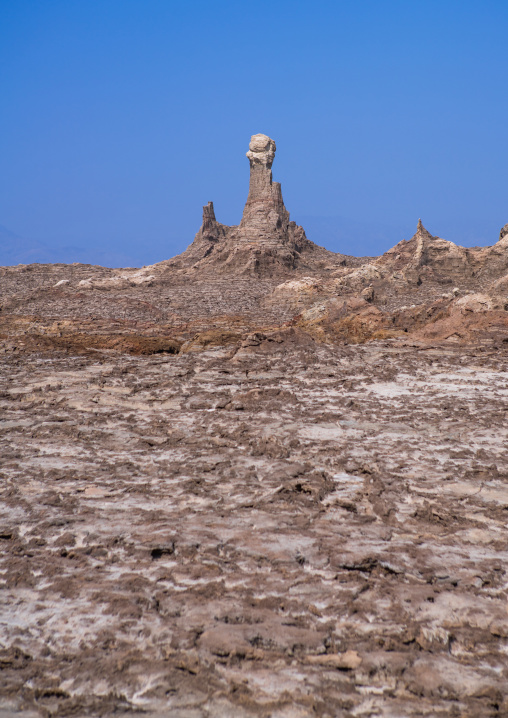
[[238, 133, 290, 243]]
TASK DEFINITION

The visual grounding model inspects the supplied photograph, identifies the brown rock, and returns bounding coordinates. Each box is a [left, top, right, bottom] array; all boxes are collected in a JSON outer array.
[[176, 133, 352, 276], [307, 650, 362, 670]]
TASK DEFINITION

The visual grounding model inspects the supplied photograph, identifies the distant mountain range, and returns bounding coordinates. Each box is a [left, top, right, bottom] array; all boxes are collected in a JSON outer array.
[[0, 225, 142, 268], [0, 225, 53, 266]]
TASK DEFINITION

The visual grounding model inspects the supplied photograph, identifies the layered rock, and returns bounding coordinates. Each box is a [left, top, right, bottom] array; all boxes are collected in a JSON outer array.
[[376, 219, 474, 286], [238, 133, 292, 245], [370, 218, 508, 289], [5, 133, 506, 347], [177, 201, 232, 266], [177, 134, 350, 276]]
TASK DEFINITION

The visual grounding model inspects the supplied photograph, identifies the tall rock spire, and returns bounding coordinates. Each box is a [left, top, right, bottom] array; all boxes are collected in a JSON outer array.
[[179, 133, 345, 275], [245, 134, 276, 196], [238, 134, 290, 244]]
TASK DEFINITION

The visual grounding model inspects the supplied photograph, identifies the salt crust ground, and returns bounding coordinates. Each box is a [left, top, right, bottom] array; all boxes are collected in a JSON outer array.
[[1, 338, 507, 717]]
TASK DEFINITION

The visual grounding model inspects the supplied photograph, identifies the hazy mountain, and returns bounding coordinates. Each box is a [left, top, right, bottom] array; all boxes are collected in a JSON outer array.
[[0, 225, 140, 268], [0, 225, 54, 266]]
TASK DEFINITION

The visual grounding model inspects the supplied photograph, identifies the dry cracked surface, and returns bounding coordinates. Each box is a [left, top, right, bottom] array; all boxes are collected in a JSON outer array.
[[1, 337, 508, 717]]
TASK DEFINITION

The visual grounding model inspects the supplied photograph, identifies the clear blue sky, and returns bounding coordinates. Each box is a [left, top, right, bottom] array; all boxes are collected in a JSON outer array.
[[1, 0, 507, 266]]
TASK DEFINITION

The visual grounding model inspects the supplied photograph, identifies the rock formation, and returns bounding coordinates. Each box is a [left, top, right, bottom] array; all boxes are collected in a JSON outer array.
[[238, 133, 294, 245], [371, 217, 508, 288], [2, 169, 508, 718], [177, 200, 231, 266], [1, 132, 507, 349], [375, 219, 474, 285], [177, 133, 349, 276]]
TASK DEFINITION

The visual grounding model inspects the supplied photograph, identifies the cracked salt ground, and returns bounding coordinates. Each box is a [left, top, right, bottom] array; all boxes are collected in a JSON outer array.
[[1, 340, 508, 716]]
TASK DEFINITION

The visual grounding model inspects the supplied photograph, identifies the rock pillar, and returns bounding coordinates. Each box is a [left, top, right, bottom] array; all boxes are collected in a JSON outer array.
[[182, 132, 314, 274], [200, 201, 220, 241], [238, 134, 290, 243]]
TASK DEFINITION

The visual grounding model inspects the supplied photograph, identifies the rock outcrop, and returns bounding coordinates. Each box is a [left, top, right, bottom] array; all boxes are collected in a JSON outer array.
[[371, 218, 508, 290], [176, 200, 232, 267], [177, 136, 508, 287], [177, 133, 352, 276], [238, 133, 296, 246], [2, 133, 508, 349], [376, 219, 474, 286]]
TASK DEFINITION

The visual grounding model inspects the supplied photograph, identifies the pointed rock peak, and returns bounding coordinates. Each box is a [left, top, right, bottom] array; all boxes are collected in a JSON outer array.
[[183, 200, 229, 264], [202, 201, 216, 228], [415, 219, 434, 240], [499, 223, 508, 242]]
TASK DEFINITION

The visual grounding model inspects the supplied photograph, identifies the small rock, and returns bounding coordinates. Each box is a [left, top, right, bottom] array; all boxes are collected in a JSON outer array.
[[307, 650, 362, 670], [361, 286, 375, 303]]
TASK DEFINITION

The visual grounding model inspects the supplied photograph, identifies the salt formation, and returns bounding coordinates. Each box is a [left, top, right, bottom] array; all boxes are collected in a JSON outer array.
[[238, 133, 291, 243], [179, 133, 338, 275]]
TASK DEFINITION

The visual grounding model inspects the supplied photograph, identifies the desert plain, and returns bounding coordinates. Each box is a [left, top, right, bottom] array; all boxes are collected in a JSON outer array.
[[1, 134, 508, 716]]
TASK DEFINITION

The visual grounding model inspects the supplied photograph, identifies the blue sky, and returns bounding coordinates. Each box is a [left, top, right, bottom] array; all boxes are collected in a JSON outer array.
[[1, 0, 508, 266]]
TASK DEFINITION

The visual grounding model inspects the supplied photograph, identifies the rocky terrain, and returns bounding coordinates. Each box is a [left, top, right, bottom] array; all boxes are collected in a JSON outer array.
[[1, 135, 508, 716]]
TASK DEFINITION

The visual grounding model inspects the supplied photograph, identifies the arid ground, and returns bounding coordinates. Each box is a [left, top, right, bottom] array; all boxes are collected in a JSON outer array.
[[1, 286, 508, 717], [1, 133, 508, 716]]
